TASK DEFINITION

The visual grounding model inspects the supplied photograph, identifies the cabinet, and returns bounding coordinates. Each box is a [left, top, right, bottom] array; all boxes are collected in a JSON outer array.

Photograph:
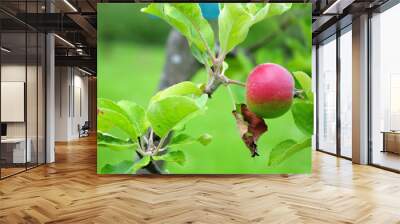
[[382, 132, 400, 154]]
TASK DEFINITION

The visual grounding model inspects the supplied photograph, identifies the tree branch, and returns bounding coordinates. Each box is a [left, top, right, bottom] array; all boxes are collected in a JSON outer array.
[[204, 77, 223, 97]]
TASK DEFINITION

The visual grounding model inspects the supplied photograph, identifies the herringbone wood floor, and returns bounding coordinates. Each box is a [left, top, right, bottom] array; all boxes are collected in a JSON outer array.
[[1, 136, 400, 224]]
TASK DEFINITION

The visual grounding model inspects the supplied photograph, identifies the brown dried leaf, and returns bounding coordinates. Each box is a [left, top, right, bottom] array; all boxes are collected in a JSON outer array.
[[232, 104, 268, 157]]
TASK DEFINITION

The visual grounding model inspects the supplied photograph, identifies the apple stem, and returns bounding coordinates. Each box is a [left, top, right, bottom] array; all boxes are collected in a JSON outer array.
[[226, 79, 246, 87]]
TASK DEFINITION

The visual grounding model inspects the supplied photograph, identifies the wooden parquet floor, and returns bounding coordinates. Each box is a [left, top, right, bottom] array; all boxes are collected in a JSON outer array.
[[1, 136, 400, 224]]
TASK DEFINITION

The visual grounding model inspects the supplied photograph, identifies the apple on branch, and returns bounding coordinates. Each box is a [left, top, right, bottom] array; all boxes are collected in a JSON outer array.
[[246, 63, 295, 119]]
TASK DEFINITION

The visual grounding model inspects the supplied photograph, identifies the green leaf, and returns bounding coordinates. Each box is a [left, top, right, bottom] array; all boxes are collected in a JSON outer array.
[[169, 133, 193, 146], [151, 81, 203, 103], [98, 98, 148, 139], [190, 44, 210, 65], [97, 113, 113, 132], [97, 132, 137, 149], [219, 3, 291, 55], [141, 3, 214, 64], [218, 4, 253, 54], [98, 98, 126, 114], [267, 3, 292, 18], [117, 100, 149, 135], [98, 98, 126, 132], [98, 108, 138, 140], [171, 3, 214, 50], [102, 156, 151, 174], [292, 71, 313, 100], [268, 138, 311, 166], [147, 95, 207, 137], [130, 156, 151, 173], [153, 151, 186, 166], [169, 133, 212, 147], [245, 3, 271, 24], [101, 160, 134, 174], [291, 100, 314, 135]]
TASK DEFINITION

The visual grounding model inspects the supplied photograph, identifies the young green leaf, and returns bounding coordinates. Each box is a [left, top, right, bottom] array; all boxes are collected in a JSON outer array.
[[219, 3, 291, 55], [247, 3, 292, 23], [97, 110, 113, 133], [98, 108, 138, 140], [190, 44, 210, 65], [169, 133, 193, 147], [218, 4, 253, 55], [291, 100, 314, 135], [267, 3, 292, 18], [130, 156, 151, 173], [117, 100, 149, 135], [246, 3, 271, 24], [292, 71, 313, 100], [151, 81, 203, 103], [169, 133, 213, 147], [171, 3, 214, 50], [141, 3, 214, 63], [97, 132, 137, 149], [153, 150, 186, 166], [98, 99, 124, 132], [101, 160, 135, 174], [147, 95, 207, 137], [98, 98, 126, 115], [268, 138, 311, 166], [98, 98, 148, 139]]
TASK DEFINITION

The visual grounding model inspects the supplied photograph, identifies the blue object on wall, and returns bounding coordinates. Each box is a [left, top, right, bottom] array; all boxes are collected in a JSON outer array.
[[147, 4, 220, 21], [200, 3, 220, 20]]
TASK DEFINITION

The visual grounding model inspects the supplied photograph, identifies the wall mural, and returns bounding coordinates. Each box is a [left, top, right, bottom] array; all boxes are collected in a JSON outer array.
[[97, 3, 313, 174]]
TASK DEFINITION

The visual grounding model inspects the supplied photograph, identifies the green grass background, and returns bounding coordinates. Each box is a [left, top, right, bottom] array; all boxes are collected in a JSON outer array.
[[97, 3, 312, 174]]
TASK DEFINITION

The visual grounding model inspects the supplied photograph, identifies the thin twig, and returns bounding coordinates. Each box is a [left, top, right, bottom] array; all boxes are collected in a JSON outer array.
[[148, 129, 154, 149], [136, 146, 147, 156], [227, 79, 246, 87], [153, 135, 168, 156]]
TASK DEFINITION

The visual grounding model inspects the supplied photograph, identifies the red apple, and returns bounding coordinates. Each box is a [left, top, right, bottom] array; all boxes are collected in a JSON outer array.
[[246, 63, 294, 118]]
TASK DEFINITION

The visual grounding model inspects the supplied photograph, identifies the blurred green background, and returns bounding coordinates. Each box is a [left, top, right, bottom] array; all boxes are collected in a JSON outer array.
[[97, 3, 312, 174]]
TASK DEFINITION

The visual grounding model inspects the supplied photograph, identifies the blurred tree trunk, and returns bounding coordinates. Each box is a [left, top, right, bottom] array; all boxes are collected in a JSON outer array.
[[158, 30, 202, 90]]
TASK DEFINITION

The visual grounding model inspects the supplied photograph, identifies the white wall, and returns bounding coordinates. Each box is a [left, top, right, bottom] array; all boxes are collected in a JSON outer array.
[[55, 66, 69, 141], [1, 65, 40, 137], [55, 67, 89, 141], [1, 63, 46, 164], [72, 73, 89, 138]]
